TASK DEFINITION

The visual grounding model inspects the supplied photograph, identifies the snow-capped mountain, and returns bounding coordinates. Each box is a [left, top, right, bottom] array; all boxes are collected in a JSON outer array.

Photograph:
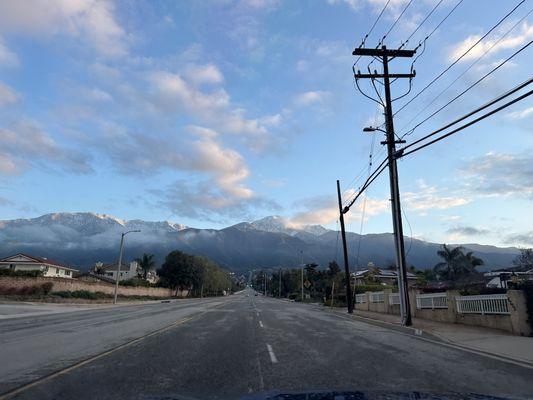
[[248, 216, 329, 236], [0, 212, 520, 271]]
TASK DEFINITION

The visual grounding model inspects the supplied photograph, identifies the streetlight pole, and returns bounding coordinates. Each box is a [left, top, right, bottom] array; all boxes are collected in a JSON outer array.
[[113, 230, 141, 304], [278, 267, 282, 298], [300, 251, 304, 302]]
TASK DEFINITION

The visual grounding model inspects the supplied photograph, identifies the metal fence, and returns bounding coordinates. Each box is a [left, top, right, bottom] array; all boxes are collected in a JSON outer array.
[[455, 294, 510, 315], [416, 293, 448, 309], [389, 293, 400, 305], [369, 292, 385, 303], [355, 293, 366, 304]]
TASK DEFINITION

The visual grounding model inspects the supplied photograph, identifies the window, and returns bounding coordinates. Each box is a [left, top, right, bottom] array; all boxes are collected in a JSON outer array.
[[65, 270, 70, 276]]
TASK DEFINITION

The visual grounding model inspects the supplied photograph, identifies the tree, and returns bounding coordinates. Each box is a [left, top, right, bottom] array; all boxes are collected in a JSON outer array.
[[434, 244, 465, 281], [135, 253, 155, 280], [327, 261, 341, 277], [434, 244, 483, 282], [157, 251, 199, 294], [512, 248, 533, 271]]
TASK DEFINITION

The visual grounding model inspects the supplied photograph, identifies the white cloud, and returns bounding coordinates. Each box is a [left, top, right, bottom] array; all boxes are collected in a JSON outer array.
[[403, 182, 470, 211], [461, 151, 533, 199], [0, 0, 128, 58], [326, 0, 360, 10], [294, 90, 331, 107], [0, 39, 19, 67], [289, 191, 388, 227], [149, 70, 276, 150], [0, 82, 20, 106], [0, 120, 92, 176], [184, 63, 224, 85], [449, 22, 533, 63], [506, 106, 533, 120]]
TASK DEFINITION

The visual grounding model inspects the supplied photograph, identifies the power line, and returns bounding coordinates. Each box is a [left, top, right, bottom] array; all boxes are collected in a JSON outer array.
[[411, 0, 464, 56], [394, 0, 526, 117], [398, 8, 533, 137], [398, 0, 445, 50], [400, 39, 533, 137], [353, 0, 392, 67], [343, 158, 389, 213], [400, 88, 533, 157], [400, 76, 533, 151], [377, 0, 415, 48]]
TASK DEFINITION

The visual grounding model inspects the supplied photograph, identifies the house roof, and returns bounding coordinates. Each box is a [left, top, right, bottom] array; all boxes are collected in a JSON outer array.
[[0, 253, 78, 271], [100, 261, 135, 272], [352, 268, 417, 279], [77, 272, 116, 284]]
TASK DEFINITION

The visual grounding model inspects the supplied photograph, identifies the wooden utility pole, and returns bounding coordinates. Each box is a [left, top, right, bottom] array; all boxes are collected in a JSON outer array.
[[337, 180, 353, 314], [352, 45, 414, 325]]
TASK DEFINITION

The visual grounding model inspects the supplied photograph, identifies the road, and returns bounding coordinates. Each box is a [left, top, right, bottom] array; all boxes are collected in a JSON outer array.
[[0, 290, 532, 399]]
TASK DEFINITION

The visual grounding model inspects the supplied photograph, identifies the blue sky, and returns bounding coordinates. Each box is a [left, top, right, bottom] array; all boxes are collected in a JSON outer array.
[[0, 0, 531, 247]]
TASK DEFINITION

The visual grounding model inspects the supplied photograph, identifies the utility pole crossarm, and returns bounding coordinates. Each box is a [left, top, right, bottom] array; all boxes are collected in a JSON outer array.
[[352, 48, 415, 57], [354, 73, 416, 79]]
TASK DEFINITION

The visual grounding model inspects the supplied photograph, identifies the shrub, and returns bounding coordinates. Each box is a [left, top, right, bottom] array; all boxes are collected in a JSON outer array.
[[52, 290, 111, 300], [120, 278, 151, 287], [0, 269, 43, 277], [353, 284, 395, 294]]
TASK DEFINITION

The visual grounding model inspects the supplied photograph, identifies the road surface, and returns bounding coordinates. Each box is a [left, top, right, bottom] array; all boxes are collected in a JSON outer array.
[[0, 290, 531, 399]]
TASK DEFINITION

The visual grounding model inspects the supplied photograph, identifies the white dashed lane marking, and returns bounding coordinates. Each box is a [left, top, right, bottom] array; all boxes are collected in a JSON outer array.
[[259, 320, 264, 328], [266, 344, 278, 363]]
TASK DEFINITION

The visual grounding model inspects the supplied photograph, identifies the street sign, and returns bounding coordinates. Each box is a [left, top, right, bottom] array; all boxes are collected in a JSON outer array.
[[303, 280, 311, 289]]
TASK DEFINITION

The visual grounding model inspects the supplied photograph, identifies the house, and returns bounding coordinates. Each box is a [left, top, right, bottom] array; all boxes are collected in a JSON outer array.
[[0, 253, 78, 278], [93, 260, 140, 282], [484, 270, 533, 289], [352, 266, 418, 288]]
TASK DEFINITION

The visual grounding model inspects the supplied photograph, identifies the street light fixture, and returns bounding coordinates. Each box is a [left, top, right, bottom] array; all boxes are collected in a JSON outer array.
[[113, 229, 141, 304], [363, 126, 386, 133]]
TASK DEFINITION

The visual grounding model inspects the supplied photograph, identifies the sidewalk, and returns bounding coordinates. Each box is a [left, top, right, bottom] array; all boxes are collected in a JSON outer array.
[[328, 307, 533, 367]]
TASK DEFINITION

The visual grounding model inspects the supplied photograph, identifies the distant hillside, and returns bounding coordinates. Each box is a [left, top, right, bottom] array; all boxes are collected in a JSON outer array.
[[0, 212, 520, 272]]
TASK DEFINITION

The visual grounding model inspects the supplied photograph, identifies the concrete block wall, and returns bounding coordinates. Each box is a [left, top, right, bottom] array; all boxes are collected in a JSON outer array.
[[354, 288, 532, 336], [0, 276, 185, 298]]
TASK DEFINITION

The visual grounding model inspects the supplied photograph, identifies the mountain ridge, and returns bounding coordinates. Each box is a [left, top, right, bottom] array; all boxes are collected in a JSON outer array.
[[0, 212, 520, 272]]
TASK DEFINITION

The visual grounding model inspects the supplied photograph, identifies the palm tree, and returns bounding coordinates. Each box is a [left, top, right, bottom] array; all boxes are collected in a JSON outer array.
[[462, 251, 484, 275], [135, 253, 156, 280], [434, 244, 464, 281]]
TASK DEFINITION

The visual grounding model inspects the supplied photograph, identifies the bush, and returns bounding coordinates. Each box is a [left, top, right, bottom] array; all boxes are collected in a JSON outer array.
[[120, 278, 151, 287], [353, 284, 395, 294], [52, 290, 111, 300], [0, 282, 54, 296], [0, 269, 43, 277]]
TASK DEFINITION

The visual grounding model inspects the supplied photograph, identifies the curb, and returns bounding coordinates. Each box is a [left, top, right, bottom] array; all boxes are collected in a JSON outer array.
[[324, 307, 443, 342]]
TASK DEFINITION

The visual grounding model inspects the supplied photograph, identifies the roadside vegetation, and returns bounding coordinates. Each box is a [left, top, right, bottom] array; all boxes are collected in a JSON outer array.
[[157, 250, 241, 296], [253, 245, 533, 306]]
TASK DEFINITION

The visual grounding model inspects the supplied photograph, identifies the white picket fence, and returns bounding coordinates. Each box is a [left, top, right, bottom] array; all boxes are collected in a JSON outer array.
[[355, 293, 366, 304], [389, 293, 400, 305], [369, 292, 385, 303], [416, 293, 448, 309], [455, 294, 510, 315]]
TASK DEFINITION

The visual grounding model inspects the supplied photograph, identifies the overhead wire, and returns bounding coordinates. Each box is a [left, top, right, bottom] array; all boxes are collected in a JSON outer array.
[[354, 0, 391, 61], [399, 88, 533, 157], [394, 0, 526, 117], [377, 0, 415, 48], [398, 0, 445, 50], [398, 8, 533, 137], [400, 39, 533, 138]]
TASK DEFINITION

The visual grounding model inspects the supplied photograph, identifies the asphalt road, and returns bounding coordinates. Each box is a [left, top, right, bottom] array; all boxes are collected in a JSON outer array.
[[1, 290, 532, 400]]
